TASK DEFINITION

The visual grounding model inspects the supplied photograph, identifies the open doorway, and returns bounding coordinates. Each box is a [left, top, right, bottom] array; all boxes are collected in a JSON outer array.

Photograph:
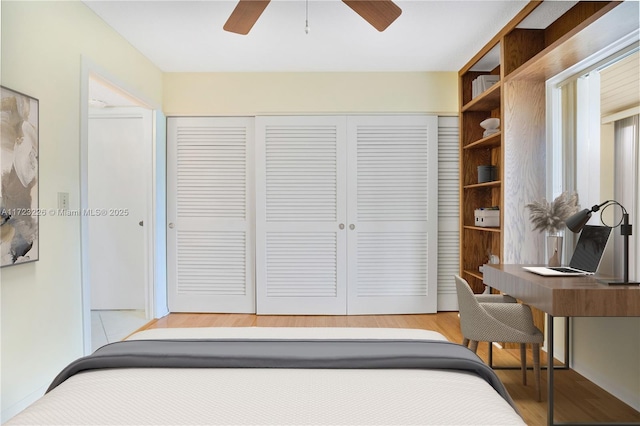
[[81, 68, 157, 354]]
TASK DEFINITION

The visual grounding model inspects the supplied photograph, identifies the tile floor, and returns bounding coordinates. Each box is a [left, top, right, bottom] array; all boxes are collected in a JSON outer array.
[[91, 310, 149, 352]]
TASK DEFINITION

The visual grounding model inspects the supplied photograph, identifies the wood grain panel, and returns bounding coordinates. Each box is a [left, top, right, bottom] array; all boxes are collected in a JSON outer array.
[[462, 82, 501, 112], [460, 71, 485, 106], [503, 79, 546, 265], [462, 187, 495, 225], [508, 2, 635, 81], [459, 1, 543, 74], [461, 149, 492, 186], [490, 147, 501, 183], [485, 264, 640, 317], [544, 2, 610, 47], [463, 132, 501, 150], [502, 29, 545, 76], [462, 228, 500, 292], [461, 111, 494, 145]]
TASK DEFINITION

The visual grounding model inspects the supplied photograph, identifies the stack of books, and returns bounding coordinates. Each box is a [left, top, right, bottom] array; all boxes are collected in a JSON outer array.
[[472, 75, 500, 99]]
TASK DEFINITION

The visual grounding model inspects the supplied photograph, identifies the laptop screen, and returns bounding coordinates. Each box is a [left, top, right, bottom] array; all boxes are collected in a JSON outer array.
[[568, 225, 612, 273]]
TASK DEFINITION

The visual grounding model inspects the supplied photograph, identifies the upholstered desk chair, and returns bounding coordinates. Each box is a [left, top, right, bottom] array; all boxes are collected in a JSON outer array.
[[462, 290, 517, 361], [455, 274, 544, 401]]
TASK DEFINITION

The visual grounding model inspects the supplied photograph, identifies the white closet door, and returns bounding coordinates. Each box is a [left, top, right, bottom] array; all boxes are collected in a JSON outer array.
[[437, 116, 460, 311], [346, 115, 438, 314], [167, 117, 254, 313], [255, 116, 347, 314]]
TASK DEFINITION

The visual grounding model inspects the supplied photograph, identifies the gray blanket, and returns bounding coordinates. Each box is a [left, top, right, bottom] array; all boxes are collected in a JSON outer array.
[[47, 338, 518, 411]]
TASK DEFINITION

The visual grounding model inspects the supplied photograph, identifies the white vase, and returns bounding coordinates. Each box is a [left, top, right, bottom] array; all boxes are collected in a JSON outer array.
[[547, 233, 563, 267]]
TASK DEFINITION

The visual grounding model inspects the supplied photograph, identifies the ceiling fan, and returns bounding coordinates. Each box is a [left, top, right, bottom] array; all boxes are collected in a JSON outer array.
[[223, 0, 402, 35]]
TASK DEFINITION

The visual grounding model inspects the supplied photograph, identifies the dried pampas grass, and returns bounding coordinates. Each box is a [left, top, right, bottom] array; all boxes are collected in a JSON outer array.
[[525, 191, 580, 234]]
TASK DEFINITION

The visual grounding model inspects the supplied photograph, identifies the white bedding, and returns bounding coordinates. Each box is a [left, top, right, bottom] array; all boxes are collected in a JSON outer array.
[[8, 327, 525, 425], [127, 326, 450, 341]]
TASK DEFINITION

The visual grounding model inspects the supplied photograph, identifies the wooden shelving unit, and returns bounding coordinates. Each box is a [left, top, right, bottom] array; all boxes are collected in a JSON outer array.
[[459, 51, 502, 292], [463, 132, 501, 150], [460, 82, 501, 112], [463, 181, 501, 190], [458, 0, 625, 293], [463, 225, 501, 233]]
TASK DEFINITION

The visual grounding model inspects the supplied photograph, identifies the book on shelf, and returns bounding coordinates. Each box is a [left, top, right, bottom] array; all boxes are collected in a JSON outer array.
[[472, 75, 500, 99]]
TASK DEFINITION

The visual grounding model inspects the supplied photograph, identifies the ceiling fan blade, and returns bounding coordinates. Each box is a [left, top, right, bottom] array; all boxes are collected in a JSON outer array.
[[223, 0, 271, 35], [342, 0, 402, 32]]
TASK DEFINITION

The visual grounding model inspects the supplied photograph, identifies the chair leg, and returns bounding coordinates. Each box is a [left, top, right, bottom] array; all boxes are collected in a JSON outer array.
[[488, 341, 493, 367], [462, 337, 469, 347], [469, 340, 478, 353], [533, 343, 541, 402], [520, 343, 527, 385]]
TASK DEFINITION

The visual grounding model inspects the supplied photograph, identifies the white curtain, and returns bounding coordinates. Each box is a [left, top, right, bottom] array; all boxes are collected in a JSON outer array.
[[614, 115, 639, 281]]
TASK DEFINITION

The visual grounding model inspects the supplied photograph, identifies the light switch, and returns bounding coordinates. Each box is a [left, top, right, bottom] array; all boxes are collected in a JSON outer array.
[[58, 192, 69, 210]]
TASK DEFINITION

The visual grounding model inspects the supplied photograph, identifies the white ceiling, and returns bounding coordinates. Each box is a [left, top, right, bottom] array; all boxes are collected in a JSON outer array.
[[83, 0, 531, 73]]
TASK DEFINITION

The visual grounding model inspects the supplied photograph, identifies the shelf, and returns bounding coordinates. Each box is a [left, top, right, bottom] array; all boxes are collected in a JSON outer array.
[[463, 225, 501, 233], [463, 132, 501, 150], [505, 2, 630, 82], [461, 82, 501, 112], [463, 180, 501, 190], [463, 269, 484, 281]]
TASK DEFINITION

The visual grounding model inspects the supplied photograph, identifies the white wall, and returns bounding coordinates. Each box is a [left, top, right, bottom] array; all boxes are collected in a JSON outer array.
[[598, 122, 615, 275], [573, 317, 640, 410], [0, 1, 163, 421]]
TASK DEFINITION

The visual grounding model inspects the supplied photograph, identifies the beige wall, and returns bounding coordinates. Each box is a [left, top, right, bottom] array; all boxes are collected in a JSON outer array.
[[163, 72, 458, 115], [0, 1, 162, 420]]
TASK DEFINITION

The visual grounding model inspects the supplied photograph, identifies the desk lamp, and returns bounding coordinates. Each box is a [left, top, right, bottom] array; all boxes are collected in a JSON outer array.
[[565, 200, 638, 285]]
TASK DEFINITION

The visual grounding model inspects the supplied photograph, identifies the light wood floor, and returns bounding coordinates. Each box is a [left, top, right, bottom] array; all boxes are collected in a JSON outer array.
[[139, 312, 640, 426]]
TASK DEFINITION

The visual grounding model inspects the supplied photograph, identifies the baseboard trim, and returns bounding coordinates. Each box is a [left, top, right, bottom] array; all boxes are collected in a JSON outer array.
[[1, 384, 47, 423], [437, 293, 458, 311]]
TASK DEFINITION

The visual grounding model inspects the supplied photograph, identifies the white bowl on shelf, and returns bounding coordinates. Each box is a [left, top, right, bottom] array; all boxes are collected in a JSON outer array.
[[480, 117, 500, 130]]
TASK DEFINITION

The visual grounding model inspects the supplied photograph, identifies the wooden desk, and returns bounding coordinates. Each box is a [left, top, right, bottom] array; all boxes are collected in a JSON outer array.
[[484, 264, 640, 426], [484, 264, 640, 317]]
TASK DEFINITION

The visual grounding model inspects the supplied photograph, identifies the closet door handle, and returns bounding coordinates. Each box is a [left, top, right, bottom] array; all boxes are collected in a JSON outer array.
[[339, 223, 345, 230], [349, 224, 355, 230], [168, 223, 175, 229]]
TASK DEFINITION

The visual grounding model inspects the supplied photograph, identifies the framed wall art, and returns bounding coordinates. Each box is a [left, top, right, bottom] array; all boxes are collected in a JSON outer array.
[[1, 86, 39, 267]]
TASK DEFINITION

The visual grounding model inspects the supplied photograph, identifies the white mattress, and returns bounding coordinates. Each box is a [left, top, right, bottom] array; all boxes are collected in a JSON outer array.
[[8, 327, 525, 425], [126, 326, 450, 341]]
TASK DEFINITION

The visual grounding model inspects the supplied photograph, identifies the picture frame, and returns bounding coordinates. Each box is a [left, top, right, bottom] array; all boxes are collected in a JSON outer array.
[[1, 86, 39, 267]]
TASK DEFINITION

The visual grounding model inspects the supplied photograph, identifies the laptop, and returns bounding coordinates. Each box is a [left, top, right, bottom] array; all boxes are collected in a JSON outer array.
[[523, 225, 612, 277]]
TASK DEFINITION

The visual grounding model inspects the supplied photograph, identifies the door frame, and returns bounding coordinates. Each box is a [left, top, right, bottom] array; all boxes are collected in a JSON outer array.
[[79, 56, 163, 355]]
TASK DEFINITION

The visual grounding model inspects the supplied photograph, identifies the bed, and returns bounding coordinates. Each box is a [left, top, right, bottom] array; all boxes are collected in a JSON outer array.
[[7, 327, 525, 425]]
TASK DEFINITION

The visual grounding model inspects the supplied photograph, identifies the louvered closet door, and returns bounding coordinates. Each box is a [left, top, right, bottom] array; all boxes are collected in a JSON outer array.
[[255, 116, 347, 314], [346, 115, 438, 314], [437, 116, 460, 311], [167, 117, 254, 312]]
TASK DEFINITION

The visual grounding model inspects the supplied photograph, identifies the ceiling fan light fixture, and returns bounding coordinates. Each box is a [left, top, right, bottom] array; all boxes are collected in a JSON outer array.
[[342, 0, 402, 32], [223, 0, 271, 35], [304, 0, 310, 34], [223, 0, 402, 35]]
